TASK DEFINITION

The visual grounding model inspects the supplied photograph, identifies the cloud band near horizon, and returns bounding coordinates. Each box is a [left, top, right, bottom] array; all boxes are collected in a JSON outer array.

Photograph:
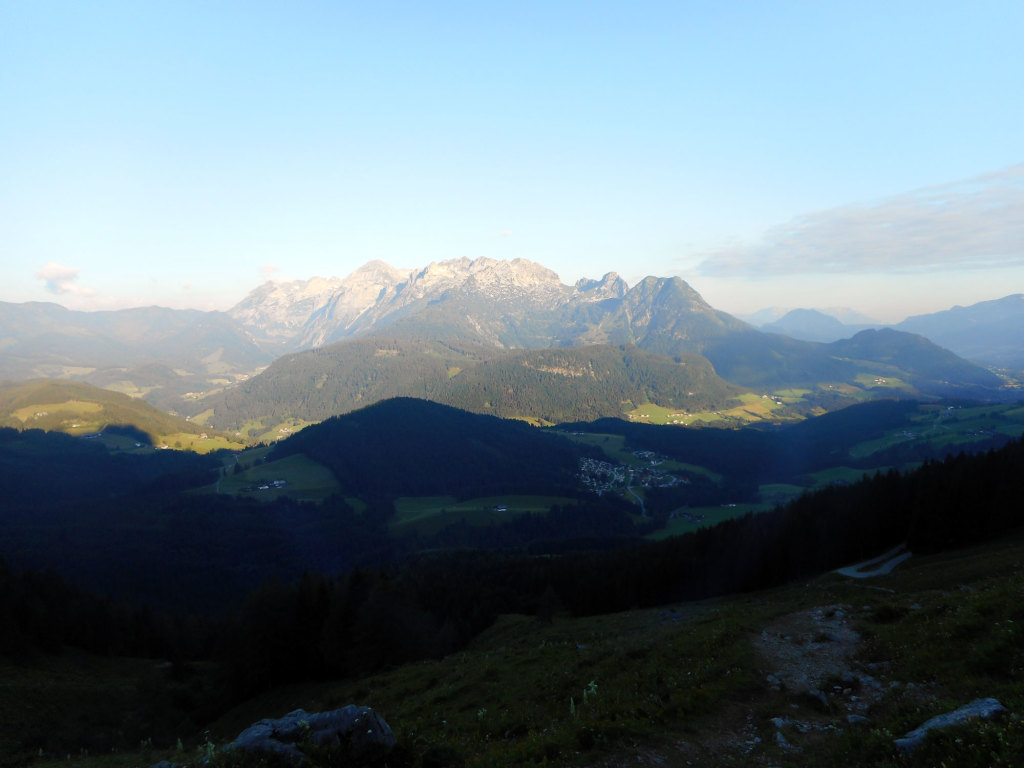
[[696, 164, 1024, 278]]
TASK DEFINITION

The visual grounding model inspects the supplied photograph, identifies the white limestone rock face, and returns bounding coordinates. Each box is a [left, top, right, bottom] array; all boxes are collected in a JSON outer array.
[[229, 257, 570, 348], [228, 275, 349, 342]]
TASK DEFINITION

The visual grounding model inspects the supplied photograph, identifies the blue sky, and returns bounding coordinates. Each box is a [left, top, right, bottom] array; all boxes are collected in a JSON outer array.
[[2, 1, 1022, 322]]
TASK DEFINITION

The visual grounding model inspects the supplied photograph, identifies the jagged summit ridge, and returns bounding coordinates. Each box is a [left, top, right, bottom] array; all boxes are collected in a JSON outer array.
[[228, 257, 572, 348], [229, 275, 347, 341], [393, 257, 566, 303], [228, 257, 728, 352], [574, 272, 629, 301], [229, 261, 413, 347]]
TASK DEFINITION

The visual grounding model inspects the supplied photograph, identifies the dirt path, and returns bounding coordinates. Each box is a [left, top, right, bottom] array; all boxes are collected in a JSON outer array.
[[586, 599, 936, 766], [835, 544, 911, 578]]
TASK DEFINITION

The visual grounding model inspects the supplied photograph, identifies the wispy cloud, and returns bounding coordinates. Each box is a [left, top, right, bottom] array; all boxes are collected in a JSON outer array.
[[260, 264, 282, 282], [696, 165, 1024, 277], [34, 262, 97, 296]]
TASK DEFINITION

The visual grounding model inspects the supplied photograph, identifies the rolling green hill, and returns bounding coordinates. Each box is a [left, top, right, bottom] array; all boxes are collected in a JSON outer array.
[[0, 379, 244, 451], [269, 397, 587, 499]]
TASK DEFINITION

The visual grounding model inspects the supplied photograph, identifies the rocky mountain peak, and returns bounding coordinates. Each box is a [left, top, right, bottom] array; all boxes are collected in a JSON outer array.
[[228, 276, 348, 338], [574, 272, 628, 301], [401, 257, 564, 302], [228, 259, 743, 353], [229, 262, 413, 346], [464, 258, 565, 298], [346, 260, 413, 286], [627, 276, 713, 312]]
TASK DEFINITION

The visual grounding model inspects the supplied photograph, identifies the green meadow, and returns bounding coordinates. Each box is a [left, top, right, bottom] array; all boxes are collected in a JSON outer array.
[[213, 453, 341, 501]]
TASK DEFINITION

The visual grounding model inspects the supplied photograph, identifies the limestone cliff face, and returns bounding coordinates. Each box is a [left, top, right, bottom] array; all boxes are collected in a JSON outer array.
[[230, 257, 573, 348], [228, 257, 729, 353], [297, 261, 413, 348], [573, 272, 629, 302], [228, 275, 348, 343], [228, 261, 412, 348]]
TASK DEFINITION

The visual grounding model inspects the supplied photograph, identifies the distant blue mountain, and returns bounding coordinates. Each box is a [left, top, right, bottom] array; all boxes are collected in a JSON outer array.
[[761, 308, 880, 343], [753, 295, 1024, 372], [895, 294, 1024, 370]]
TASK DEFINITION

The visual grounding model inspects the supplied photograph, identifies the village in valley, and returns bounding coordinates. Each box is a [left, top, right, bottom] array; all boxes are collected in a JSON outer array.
[[577, 449, 689, 497]]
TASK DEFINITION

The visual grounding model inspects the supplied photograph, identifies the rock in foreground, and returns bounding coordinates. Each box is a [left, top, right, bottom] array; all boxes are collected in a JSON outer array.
[[894, 697, 1007, 752], [226, 705, 396, 765]]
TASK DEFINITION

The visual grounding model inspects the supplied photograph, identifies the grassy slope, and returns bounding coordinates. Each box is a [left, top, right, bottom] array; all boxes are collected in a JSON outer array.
[[210, 452, 342, 502], [209, 530, 1024, 768], [0, 379, 246, 453], [0, 652, 163, 766], [22, 529, 1023, 768], [848, 402, 1024, 461], [624, 392, 791, 426]]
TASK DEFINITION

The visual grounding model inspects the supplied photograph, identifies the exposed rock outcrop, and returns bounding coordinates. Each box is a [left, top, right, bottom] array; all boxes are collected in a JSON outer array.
[[893, 697, 1008, 752], [225, 705, 396, 765]]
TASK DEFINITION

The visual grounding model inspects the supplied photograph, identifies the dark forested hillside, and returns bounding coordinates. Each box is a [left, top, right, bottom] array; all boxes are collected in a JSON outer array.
[[269, 397, 586, 498], [0, 426, 218, 511], [0, 428, 395, 612]]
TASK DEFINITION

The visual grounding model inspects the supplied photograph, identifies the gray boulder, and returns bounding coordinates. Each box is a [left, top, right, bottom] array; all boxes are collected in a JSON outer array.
[[894, 697, 1007, 752], [226, 705, 396, 765]]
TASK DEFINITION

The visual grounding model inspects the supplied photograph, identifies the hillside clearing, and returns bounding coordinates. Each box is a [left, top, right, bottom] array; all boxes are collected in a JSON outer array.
[[213, 453, 340, 501]]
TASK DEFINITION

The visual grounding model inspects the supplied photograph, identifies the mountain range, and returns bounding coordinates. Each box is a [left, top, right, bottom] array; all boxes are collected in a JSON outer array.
[[1, 258, 1019, 432], [754, 295, 1024, 370]]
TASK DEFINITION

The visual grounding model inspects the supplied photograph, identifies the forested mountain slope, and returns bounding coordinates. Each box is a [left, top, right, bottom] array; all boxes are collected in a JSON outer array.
[[202, 340, 745, 431]]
